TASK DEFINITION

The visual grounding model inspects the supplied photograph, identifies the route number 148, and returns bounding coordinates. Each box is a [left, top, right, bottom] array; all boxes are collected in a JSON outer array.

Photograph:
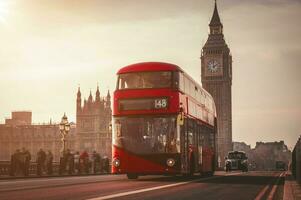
[[154, 99, 167, 109]]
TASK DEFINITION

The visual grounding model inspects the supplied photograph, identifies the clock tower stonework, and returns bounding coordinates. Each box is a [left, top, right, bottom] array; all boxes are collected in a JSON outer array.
[[201, 1, 232, 168]]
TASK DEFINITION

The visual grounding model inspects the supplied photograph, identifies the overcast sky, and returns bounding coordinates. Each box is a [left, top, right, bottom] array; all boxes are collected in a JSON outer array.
[[0, 0, 300, 148]]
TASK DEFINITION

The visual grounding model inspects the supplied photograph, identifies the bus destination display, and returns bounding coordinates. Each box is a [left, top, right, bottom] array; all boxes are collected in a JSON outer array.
[[119, 98, 168, 111]]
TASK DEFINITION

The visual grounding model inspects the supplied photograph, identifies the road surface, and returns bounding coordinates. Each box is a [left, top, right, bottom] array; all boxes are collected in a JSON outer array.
[[0, 171, 285, 200]]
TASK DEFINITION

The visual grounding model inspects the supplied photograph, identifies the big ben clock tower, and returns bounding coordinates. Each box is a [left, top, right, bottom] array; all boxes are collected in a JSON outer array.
[[201, 1, 232, 168]]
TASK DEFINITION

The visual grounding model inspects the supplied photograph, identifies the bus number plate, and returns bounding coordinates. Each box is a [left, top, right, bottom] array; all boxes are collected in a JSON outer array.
[[154, 99, 168, 109]]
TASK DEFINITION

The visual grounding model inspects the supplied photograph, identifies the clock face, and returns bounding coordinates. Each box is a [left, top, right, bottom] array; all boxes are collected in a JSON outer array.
[[207, 60, 220, 73]]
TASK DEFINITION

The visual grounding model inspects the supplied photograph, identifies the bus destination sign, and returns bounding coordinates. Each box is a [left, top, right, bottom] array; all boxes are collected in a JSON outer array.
[[119, 98, 168, 111]]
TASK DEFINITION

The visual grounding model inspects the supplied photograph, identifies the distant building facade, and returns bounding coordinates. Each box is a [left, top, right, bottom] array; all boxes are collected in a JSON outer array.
[[0, 117, 76, 162], [76, 86, 112, 157], [233, 142, 251, 154], [252, 141, 291, 170], [233, 141, 291, 170], [0, 86, 112, 161], [5, 111, 32, 126]]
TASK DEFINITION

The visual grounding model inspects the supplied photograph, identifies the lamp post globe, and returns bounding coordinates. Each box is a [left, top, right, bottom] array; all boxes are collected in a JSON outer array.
[[59, 113, 70, 153]]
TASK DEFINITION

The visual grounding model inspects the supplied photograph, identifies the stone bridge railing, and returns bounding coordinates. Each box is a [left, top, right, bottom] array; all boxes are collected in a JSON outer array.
[[292, 136, 301, 184], [0, 161, 110, 177], [0, 161, 60, 177]]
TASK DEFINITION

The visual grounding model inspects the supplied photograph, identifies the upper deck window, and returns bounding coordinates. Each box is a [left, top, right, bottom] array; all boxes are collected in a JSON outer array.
[[117, 71, 172, 90]]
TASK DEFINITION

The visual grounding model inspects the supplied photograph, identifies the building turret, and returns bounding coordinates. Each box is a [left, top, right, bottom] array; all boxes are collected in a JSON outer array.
[[75, 85, 112, 156], [88, 90, 93, 102], [106, 90, 111, 108], [83, 99, 87, 112], [77, 86, 81, 98], [209, 1, 223, 32], [76, 87, 82, 117], [95, 85, 101, 102]]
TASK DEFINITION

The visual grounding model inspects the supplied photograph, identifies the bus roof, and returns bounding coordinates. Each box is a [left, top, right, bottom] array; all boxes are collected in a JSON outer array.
[[117, 62, 216, 115], [117, 62, 183, 74]]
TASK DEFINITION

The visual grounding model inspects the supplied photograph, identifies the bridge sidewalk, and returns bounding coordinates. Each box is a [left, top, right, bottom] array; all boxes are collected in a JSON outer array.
[[284, 172, 301, 200], [0, 173, 110, 180]]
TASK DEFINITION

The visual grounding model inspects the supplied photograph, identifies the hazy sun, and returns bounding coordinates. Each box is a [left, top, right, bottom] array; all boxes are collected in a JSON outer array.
[[0, 0, 10, 23]]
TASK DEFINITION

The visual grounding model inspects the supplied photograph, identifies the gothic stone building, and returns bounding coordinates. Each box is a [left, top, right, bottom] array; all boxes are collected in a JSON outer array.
[[233, 142, 252, 155], [0, 112, 76, 162], [76, 86, 112, 157], [201, 1, 233, 167], [234, 141, 291, 170], [0, 86, 112, 161], [251, 141, 291, 170]]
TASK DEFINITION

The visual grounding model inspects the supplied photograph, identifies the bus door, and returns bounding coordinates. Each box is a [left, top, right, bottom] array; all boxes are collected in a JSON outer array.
[[188, 119, 198, 173], [199, 126, 207, 172], [201, 126, 214, 173], [197, 124, 203, 172], [180, 117, 189, 174]]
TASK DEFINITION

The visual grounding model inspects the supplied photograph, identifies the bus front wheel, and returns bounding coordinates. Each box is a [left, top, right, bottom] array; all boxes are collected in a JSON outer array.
[[127, 173, 138, 179]]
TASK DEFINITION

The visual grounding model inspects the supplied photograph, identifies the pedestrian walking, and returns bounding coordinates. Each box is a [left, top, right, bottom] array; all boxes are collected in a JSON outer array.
[[102, 156, 109, 173], [74, 151, 80, 174], [19, 148, 26, 176], [36, 149, 46, 176], [22, 148, 31, 176], [80, 150, 89, 174], [59, 150, 68, 175], [96, 152, 102, 174], [67, 150, 74, 175], [9, 149, 20, 176], [59, 151, 65, 175], [91, 151, 96, 174], [92, 151, 101, 174], [45, 150, 53, 175]]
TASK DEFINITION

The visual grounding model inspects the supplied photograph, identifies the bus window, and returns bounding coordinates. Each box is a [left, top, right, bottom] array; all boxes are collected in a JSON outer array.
[[189, 81, 194, 99], [172, 72, 179, 89], [196, 88, 201, 102], [179, 72, 185, 92], [184, 76, 189, 94], [188, 119, 197, 146], [118, 72, 172, 90], [200, 92, 205, 105], [209, 132, 215, 148], [199, 126, 205, 146], [113, 116, 178, 154]]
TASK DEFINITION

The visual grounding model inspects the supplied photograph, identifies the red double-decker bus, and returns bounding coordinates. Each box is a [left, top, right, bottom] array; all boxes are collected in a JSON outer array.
[[112, 62, 217, 179]]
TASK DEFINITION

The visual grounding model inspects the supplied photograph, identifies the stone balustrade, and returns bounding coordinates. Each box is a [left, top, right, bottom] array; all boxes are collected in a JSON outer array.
[[0, 161, 110, 177], [0, 161, 60, 177], [292, 136, 301, 184]]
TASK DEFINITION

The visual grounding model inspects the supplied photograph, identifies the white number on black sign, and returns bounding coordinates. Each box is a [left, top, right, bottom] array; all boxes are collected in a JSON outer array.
[[155, 99, 167, 109]]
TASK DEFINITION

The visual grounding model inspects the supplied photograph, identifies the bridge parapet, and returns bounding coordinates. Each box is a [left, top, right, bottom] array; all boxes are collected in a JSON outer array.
[[292, 136, 301, 184], [0, 160, 111, 178], [0, 161, 60, 177]]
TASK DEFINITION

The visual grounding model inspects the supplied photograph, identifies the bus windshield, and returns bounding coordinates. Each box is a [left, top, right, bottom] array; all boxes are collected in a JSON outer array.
[[228, 152, 246, 159], [117, 71, 172, 90], [113, 116, 178, 154]]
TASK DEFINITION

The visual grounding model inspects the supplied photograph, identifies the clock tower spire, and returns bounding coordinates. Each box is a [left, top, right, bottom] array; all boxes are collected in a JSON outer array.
[[201, 1, 233, 168]]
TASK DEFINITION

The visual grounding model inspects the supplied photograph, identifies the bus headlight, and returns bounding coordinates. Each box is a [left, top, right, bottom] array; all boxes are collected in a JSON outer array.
[[166, 158, 175, 167], [112, 158, 120, 167]]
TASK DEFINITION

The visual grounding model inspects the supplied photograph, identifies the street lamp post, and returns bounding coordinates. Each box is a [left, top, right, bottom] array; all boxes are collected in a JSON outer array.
[[59, 113, 70, 153]]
